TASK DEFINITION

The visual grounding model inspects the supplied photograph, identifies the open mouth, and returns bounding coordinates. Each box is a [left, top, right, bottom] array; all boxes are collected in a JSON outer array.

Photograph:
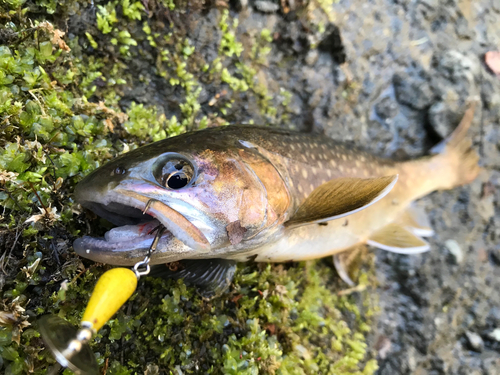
[[73, 201, 169, 265], [73, 192, 211, 266]]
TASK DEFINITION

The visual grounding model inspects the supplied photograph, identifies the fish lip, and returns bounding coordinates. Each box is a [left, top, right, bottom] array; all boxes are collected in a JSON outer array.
[[74, 234, 159, 266], [112, 188, 211, 252], [74, 188, 212, 264]]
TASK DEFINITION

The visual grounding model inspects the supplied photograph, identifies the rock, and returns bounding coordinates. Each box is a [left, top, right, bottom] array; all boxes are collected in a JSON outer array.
[[455, 16, 474, 39], [375, 96, 399, 120], [305, 50, 319, 66], [393, 72, 434, 110], [428, 101, 463, 139], [254, 0, 280, 13], [433, 50, 480, 85], [318, 24, 346, 64], [445, 239, 464, 263], [477, 194, 495, 222], [375, 335, 392, 360], [488, 328, 500, 342], [465, 331, 484, 352]]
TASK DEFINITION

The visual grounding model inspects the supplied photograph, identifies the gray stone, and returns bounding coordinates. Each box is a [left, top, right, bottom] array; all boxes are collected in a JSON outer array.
[[445, 239, 464, 263], [393, 73, 434, 110], [465, 331, 484, 352], [375, 96, 399, 120]]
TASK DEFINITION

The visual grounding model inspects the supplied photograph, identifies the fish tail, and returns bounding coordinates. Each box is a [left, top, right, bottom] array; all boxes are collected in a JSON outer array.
[[429, 102, 481, 189]]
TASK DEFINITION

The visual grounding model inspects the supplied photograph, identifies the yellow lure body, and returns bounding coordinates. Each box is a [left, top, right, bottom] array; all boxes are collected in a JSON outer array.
[[82, 268, 137, 331]]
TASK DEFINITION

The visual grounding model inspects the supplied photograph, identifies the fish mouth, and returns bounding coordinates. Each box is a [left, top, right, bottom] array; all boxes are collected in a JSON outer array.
[[74, 190, 211, 266]]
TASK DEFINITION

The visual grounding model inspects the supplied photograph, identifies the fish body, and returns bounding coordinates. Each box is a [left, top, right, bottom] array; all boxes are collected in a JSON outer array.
[[74, 107, 479, 281]]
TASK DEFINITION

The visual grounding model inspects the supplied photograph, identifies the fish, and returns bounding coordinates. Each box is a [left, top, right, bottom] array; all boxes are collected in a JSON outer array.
[[73, 104, 480, 291]]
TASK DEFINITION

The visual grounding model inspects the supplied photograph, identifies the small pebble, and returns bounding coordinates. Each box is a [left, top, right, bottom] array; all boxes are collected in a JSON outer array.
[[488, 328, 500, 342], [254, 0, 280, 13], [465, 331, 484, 352], [445, 239, 463, 263]]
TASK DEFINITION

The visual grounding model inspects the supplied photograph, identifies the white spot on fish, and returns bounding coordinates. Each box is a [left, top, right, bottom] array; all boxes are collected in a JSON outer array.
[[298, 184, 304, 193], [327, 169, 332, 177], [302, 169, 308, 178], [330, 160, 337, 167], [239, 140, 256, 148]]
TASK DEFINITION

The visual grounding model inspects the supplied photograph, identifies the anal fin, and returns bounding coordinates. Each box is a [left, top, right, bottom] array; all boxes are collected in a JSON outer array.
[[367, 223, 430, 254], [150, 259, 237, 297], [398, 203, 434, 237]]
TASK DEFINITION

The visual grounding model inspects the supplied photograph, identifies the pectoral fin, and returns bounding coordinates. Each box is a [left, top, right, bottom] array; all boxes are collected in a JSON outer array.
[[397, 203, 434, 237], [367, 223, 430, 254], [150, 259, 237, 297], [286, 175, 398, 227]]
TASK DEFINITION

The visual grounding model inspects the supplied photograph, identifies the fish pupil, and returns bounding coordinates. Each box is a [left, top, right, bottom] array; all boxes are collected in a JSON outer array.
[[112, 166, 126, 175], [167, 172, 188, 189]]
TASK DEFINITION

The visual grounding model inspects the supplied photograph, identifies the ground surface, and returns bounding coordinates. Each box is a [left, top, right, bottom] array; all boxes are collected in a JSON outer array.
[[0, 0, 499, 374]]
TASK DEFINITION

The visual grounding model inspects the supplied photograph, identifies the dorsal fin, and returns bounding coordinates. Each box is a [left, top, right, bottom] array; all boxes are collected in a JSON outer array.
[[286, 175, 398, 228], [367, 223, 430, 254]]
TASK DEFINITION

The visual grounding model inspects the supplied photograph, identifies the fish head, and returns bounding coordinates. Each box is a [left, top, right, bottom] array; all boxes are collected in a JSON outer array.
[[73, 137, 290, 266]]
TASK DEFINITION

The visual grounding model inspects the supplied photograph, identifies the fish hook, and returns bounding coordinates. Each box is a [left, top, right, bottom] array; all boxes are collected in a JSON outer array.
[[134, 201, 166, 279]]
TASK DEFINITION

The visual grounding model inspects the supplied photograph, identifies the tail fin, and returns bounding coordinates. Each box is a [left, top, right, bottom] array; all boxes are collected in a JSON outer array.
[[430, 102, 481, 189]]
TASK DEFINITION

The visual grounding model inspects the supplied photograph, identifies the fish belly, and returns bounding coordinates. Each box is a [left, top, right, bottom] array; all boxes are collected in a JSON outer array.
[[247, 194, 409, 262], [251, 222, 360, 262]]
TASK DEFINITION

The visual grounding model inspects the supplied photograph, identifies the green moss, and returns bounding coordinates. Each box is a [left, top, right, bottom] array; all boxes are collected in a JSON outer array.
[[0, 1, 379, 374]]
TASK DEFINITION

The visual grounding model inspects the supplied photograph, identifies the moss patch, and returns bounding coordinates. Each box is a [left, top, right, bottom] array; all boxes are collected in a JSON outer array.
[[0, 1, 378, 374]]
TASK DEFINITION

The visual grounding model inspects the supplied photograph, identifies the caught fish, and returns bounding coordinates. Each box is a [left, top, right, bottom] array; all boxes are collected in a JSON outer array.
[[74, 105, 480, 290]]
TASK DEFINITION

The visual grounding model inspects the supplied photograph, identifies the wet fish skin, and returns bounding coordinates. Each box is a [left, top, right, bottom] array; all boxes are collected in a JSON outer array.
[[73, 105, 480, 270]]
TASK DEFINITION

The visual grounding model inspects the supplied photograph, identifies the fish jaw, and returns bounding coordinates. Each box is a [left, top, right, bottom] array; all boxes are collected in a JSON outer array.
[[74, 226, 187, 266], [73, 184, 219, 265]]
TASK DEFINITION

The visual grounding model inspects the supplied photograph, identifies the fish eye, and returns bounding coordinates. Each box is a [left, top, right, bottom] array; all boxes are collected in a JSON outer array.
[[154, 156, 195, 190], [111, 166, 126, 176]]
